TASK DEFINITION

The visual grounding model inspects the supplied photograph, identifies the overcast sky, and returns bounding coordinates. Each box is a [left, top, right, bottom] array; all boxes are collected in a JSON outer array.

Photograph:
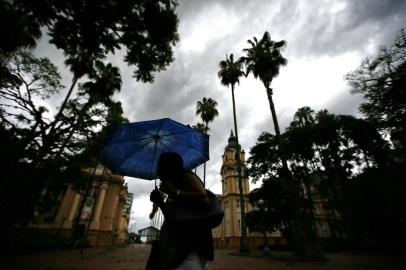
[[34, 0, 406, 232]]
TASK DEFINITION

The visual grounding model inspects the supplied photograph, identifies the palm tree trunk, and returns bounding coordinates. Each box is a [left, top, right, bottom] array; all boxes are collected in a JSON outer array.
[[231, 84, 249, 252], [45, 75, 79, 148], [31, 75, 79, 168], [266, 87, 288, 171], [266, 87, 325, 259], [54, 101, 92, 160]]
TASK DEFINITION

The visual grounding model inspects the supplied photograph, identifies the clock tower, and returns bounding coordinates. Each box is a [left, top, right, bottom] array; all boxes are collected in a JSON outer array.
[[212, 131, 252, 248]]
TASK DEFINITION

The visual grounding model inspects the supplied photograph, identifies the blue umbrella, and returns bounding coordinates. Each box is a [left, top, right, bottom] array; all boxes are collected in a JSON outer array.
[[99, 118, 209, 180]]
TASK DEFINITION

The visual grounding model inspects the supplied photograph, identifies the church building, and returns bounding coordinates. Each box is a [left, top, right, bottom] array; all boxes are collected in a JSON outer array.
[[212, 131, 281, 249]]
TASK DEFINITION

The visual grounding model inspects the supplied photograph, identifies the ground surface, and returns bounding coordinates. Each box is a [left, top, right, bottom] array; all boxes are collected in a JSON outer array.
[[2, 244, 405, 270]]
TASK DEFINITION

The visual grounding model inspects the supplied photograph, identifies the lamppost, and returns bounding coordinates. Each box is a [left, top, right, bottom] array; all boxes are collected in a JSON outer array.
[[257, 199, 270, 254]]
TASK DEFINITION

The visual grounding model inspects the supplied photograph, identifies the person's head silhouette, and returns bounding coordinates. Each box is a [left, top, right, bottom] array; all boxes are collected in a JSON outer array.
[[157, 152, 184, 183]]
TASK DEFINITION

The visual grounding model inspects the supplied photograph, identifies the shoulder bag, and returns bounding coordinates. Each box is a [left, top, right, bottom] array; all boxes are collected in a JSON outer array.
[[163, 189, 224, 229]]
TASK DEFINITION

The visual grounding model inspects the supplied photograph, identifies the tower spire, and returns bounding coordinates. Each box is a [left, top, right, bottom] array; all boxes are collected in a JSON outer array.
[[226, 129, 240, 150]]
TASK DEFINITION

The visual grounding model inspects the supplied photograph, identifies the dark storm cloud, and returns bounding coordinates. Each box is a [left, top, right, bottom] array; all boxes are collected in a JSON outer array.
[[117, 32, 238, 126], [128, 59, 211, 123], [272, 0, 406, 58], [346, 0, 406, 25], [176, 0, 256, 18], [177, 0, 406, 59], [344, 0, 406, 46]]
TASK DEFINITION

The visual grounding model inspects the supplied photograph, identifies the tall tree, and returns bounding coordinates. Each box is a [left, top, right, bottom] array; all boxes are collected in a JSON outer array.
[[251, 108, 391, 248], [1, 0, 178, 158], [196, 97, 218, 184], [242, 31, 288, 169], [242, 31, 324, 258], [1, 1, 179, 175], [1, 0, 179, 83], [1, 0, 179, 229], [1, 1, 179, 131], [1, 0, 179, 164], [0, 50, 128, 228], [346, 28, 406, 153], [54, 62, 122, 158], [218, 53, 249, 252]]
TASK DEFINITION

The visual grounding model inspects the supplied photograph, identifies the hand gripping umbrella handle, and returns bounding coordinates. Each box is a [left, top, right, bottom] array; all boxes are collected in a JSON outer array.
[[150, 183, 160, 220]]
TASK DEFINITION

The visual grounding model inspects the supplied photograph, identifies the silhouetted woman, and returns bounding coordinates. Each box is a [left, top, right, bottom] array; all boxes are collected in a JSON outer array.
[[149, 152, 213, 270]]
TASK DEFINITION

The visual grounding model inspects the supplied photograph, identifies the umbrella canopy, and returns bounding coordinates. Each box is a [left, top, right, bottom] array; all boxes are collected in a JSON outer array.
[[99, 118, 209, 180]]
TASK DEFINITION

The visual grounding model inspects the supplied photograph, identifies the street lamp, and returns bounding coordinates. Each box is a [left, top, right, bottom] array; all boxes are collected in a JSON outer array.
[[257, 199, 270, 254]]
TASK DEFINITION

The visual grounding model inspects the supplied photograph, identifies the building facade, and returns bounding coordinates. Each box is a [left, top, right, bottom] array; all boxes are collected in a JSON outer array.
[[30, 164, 132, 247], [138, 226, 160, 242]]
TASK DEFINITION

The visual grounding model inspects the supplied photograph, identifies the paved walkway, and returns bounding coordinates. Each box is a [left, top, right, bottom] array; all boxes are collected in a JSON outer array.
[[3, 244, 405, 270]]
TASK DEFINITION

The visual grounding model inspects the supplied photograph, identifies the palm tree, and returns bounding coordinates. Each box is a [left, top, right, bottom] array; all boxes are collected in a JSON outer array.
[[218, 53, 249, 252], [196, 97, 219, 184], [218, 54, 245, 140], [243, 32, 324, 259], [191, 122, 208, 174], [55, 62, 122, 158], [191, 122, 207, 133], [294, 106, 315, 127], [315, 109, 330, 122], [242, 31, 288, 170]]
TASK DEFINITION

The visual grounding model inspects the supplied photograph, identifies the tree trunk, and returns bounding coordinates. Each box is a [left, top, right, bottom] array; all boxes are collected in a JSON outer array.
[[50, 75, 79, 133], [266, 87, 324, 259], [30, 75, 79, 169], [231, 84, 249, 252], [265, 87, 288, 171], [54, 101, 92, 160], [14, 75, 80, 227]]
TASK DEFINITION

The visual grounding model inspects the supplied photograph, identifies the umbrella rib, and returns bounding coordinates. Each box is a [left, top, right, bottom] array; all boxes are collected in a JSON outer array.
[[135, 125, 158, 135], [149, 119, 165, 177], [159, 139, 175, 153], [158, 136, 205, 159], [106, 121, 164, 146]]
